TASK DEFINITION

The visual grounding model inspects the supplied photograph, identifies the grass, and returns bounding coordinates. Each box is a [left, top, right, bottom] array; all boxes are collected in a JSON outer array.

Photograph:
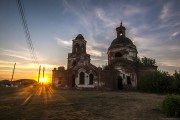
[[0, 86, 19, 95], [0, 86, 167, 120]]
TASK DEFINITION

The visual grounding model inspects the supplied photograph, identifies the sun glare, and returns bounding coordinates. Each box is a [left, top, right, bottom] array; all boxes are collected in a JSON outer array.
[[40, 77, 47, 83]]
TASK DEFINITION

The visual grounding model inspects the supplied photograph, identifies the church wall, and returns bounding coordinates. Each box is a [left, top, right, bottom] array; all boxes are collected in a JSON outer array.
[[52, 68, 67, 88], [109, 47, 137, 62], [99, 69, 119, 90], [113, 66, 137, 88], [52, 78, 59, 88], [75, 73, 95, 88], [136, 66, 158, 88], [137, 66, 158, 78], [75, 68, 96, 88]]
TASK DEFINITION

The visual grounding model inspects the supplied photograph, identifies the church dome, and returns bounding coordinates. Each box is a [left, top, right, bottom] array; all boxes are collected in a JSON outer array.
[[110, 36, 134, 48], [75, 34, 84, 40], [109, 22, 135, 49]]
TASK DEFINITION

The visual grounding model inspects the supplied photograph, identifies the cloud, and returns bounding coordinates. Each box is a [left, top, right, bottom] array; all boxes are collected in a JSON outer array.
[[0, 60, 20, 70], [132, 36, 157, 50], [160, 3, 171, 20], [56, 37, 102, 57], [0, 48, 45, 63], [91, 58, 101, 61], [62, 0, 92, 28], [171, 31, 179, 37], [55, 36, 104, 57], [95, 8, 117, 28], [87, 46, 102, 57], [96, 9, 112, 23], [55, 37, 72, 49], [0, 49, 32, 61], [123, 5, 146, 16]]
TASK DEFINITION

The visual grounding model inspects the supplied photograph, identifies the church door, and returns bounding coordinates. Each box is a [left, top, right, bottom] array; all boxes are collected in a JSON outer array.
[[127, 76, 131, 85], [72, 75, 75, 87], [117, 76, 123, 90]]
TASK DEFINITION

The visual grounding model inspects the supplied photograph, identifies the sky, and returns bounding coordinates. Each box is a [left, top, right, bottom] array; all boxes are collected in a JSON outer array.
[[0, 0, 180, 82]]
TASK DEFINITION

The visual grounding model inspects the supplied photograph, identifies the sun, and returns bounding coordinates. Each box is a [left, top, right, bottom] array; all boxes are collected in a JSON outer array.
[[40, 77, 47, 83]]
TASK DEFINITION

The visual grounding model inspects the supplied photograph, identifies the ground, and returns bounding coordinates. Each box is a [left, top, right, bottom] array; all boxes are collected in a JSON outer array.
[[0, 85, 167, 120]]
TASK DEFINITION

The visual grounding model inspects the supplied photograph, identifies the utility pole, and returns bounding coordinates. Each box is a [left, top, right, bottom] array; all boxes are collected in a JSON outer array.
[[42, 66, 45, 85], [11, 63, 16, 87], [38, 65, 41, 83]]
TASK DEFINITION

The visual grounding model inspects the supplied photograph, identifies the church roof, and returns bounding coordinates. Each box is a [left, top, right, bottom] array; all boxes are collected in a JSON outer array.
[[110, 36, 134, 48], [75, 34, 84, 40], [109, 21, 136, 49]]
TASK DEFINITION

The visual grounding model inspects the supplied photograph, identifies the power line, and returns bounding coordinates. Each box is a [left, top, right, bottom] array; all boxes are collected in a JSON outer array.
[[16, 0, 39, 65]]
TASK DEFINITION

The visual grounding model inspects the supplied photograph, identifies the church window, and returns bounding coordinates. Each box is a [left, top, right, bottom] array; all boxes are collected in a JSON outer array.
[[79, 72, 85, 84], [75, 43, 80, 53], [89, 74, 94, 84], [123, 74, 125, 79], [75, 48, 77, 52], [72, 60, 77, 66], [127, 76, 131, 85], [115, 52, 122, 58]]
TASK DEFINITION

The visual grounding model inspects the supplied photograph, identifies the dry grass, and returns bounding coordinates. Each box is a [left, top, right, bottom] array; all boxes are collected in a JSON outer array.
[[0, 86, 167, 120]]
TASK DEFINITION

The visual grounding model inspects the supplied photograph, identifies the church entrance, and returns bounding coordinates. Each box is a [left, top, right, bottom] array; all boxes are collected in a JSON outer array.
[[117, 76, 123, 90], [127, 76, 131, 85], [72, 75, 75, 87]]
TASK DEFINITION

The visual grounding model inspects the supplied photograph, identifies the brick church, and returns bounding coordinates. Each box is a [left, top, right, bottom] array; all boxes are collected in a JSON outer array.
[[52, 22, 157, 90]]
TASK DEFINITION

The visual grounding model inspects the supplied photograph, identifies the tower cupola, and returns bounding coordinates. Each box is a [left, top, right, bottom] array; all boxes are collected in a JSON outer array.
[[116, 21, 126, 37]]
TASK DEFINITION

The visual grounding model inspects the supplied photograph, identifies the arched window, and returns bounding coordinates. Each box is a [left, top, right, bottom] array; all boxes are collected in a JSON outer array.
[[75, 43, 79, 53], [72, 60, 77, 66], [89, 74, 94, 84], [127, 76, 131, 85], [82, 47, 84, 53], [79, 72, 85, 84], [115, 52, 122, 58]]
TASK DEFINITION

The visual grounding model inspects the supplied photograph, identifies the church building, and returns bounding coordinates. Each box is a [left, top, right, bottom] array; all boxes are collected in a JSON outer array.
[[52, 22, 157, 90]]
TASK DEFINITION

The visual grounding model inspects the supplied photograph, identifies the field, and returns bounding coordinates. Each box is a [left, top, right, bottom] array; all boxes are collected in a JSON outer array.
[[0, 85, 167, 120]]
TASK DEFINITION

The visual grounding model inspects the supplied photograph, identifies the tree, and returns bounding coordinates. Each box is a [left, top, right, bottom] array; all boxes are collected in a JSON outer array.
[[172, 71, 180, 93], [134, 56, 156, 67]]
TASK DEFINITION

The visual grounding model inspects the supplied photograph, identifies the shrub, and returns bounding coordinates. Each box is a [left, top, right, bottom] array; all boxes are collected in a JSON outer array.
[[138, 70, 174, 93], [162, 94, 180, 117]]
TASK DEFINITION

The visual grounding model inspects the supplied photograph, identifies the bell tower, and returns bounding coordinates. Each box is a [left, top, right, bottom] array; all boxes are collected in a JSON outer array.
[[116, 21, 126, 37], [67, 34, 90, 69], [72, 34, 86, 54]]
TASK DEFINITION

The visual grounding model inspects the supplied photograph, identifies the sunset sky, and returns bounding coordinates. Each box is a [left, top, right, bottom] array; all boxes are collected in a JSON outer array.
[[0, 0, 180, 82]]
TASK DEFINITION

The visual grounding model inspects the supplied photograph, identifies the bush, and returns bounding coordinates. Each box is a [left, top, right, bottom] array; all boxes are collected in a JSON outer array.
[[162, 94, 180, 117], [138, 70, 174, 93]]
